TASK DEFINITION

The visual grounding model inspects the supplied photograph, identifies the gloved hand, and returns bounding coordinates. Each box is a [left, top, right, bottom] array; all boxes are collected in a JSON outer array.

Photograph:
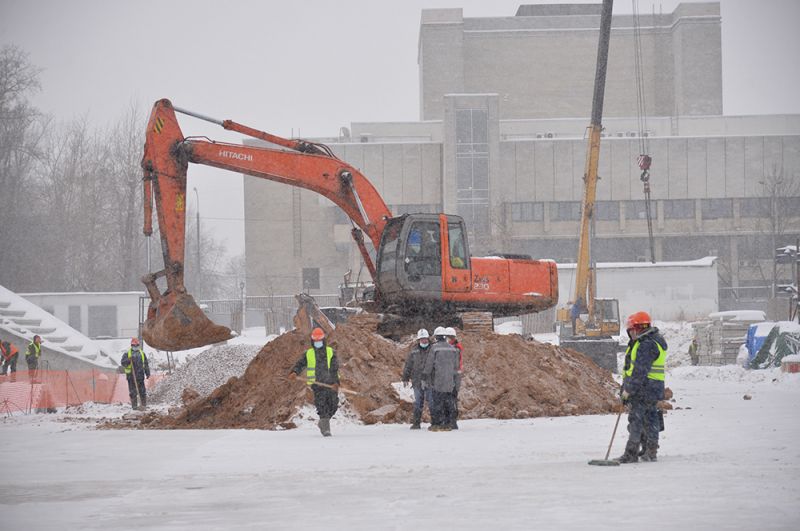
[[621, 390, 630, 405], [287, 372, 297, 380], [402, 380, 410, 388], [331, 384, 340, 393]]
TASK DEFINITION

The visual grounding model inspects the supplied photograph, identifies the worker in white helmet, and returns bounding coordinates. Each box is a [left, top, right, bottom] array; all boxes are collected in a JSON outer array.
[[423, 326, 460, 431], [402, 328, 433, 429]]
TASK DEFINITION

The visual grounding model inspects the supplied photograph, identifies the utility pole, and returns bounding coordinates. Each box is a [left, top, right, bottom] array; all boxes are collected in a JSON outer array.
[[193, 187, 201, 300]]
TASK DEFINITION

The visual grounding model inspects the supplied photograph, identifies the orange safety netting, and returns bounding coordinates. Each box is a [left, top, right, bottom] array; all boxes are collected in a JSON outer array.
[[0, 370, 164, 414]]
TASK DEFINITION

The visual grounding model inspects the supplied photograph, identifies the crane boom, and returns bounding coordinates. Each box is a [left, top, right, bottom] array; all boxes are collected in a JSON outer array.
[[573, 0, 613, 320]]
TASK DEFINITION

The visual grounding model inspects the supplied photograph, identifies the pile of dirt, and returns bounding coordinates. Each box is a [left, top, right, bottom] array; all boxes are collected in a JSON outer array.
[[146, 319, 619, 430]]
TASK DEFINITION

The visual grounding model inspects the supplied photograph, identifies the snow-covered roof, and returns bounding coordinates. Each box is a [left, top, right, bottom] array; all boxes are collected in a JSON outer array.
[[558, 257, 717, 270], [0, 284, 117, 369], [708, 310, 766, 322]]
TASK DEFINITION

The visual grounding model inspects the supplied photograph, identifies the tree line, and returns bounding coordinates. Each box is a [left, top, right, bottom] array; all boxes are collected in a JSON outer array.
[[0, 45, 237, 298]]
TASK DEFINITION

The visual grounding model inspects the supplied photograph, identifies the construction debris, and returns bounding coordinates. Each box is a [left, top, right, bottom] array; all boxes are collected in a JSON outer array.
[[144, 320, 619, 430]]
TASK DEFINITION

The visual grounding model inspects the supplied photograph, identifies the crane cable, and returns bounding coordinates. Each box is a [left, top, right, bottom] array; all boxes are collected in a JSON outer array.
[[632, 0, 656, 263]]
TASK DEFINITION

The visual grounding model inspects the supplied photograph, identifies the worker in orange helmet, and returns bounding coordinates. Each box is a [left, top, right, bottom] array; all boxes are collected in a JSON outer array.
[[120, 337, 150, 410], [615, 311, 668, 463], [288, 327, 340, 437]]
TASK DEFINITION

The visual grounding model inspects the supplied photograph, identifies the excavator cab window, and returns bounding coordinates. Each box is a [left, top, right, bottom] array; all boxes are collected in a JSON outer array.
[[404, 220, 441, 279], [378, 219, 403, 275], [448, 222, 468, 269]]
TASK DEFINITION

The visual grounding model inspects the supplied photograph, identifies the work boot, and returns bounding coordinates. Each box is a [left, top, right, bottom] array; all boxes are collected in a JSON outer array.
[[614, 440, 640, 464], [638, 434, 647, 457], [428, 425, 441, 432], [141, 395, 147, 409], [641, 441, 659, 462], [319, 417, 331, 437], [410, 412, 421, 430], [131, 399, 138, 410]]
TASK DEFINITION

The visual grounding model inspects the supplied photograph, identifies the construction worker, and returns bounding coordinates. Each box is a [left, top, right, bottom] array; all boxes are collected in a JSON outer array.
[[445, 327, 463, 430], [616, 311, 667, 463], [1, 340, 20, 381], [402, 328, 432, 430], [120, 338, 150, 410], [423, 326, 460, 432], [289, 327, 340, 437], [25, 335, 42, 378]]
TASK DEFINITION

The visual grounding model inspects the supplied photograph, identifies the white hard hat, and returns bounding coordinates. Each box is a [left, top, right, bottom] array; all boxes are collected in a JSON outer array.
[[416, 328, 430, 340], [433, 326, 446, 337], [444, 327, 456, 337]]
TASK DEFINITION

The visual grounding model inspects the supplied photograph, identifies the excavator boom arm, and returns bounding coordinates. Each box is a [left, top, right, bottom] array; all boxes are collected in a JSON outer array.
[[140, 99, 393, 350]]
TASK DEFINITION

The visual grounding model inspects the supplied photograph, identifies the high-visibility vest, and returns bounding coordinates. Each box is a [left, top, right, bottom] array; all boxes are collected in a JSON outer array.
[[27, 342, 41, 358], [124, 348, 146, 375], [305, 346, 334, 385], [1, 342, 18, 360], [623, 339, 666, 381]]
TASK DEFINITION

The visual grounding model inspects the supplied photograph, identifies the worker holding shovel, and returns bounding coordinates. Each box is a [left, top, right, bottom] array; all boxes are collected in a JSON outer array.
[[615, 311, 667, 463], [288, 327, 340, 437]]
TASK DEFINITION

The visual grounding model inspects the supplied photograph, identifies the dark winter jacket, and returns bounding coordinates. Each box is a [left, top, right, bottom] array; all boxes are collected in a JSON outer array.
[[120, 347, 150, 381], [422, 339, 460, 393], [291, 343, 340, 386], [402, 343, 431, 388], [623, 327, 667, 402]]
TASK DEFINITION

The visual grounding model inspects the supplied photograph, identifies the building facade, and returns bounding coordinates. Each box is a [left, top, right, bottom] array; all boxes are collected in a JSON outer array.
[[243, 3, 800, 317]]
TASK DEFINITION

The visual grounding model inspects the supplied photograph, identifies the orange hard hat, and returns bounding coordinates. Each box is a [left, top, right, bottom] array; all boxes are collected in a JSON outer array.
[[625, 311, 651, 330], [131, 337, 140, 346], [310, 327, 325, 341]]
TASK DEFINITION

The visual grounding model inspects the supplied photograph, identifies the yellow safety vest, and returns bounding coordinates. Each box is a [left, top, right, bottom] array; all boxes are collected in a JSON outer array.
[[623, 340, 666, 381], [124, 348, 146, 375], [305, 346, 334, 385], [27, 342, 41, 358]]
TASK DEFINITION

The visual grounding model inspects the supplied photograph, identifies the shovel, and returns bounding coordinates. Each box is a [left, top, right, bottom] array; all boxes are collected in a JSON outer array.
[[588, 410, 622, 466]]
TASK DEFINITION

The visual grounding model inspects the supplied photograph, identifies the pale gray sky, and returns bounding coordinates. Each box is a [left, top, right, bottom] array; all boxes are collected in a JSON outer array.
[[2, 0, 799, 260]]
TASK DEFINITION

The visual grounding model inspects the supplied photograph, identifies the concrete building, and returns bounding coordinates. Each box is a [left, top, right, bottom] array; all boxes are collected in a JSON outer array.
[[243, 2, 800, 318], [18, 292, 143, 340]]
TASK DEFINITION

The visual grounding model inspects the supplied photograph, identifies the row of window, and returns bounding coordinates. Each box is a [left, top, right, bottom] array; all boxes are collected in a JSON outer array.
[[514, 234, 800, 264], [511, 197, 800, 222]]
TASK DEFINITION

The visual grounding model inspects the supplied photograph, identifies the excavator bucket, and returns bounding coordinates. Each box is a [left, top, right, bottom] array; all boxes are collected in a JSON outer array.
[[292, 293, 335, 338], [142, 292, 233, 351]]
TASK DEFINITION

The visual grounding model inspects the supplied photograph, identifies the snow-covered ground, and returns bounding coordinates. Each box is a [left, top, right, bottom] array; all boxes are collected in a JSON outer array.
[[2, 364, 798, 530]]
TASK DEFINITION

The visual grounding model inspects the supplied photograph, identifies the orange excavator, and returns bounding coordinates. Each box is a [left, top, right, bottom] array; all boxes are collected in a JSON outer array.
[[140, 99, 558, 350]]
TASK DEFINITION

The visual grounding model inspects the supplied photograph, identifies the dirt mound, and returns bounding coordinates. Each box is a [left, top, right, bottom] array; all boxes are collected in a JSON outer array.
[[147, 321, 618, 430]]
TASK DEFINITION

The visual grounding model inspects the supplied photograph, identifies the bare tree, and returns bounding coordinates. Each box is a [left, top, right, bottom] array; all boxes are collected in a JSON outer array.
[[758, 166, 800, 301], [0, 45, 47, 288]]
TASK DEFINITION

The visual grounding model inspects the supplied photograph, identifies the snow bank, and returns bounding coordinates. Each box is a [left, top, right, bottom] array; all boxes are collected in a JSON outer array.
[[669, 364, 800, 385]]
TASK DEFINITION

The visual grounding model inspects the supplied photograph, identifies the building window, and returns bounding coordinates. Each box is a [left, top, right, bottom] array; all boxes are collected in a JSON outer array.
[[740, 197, 769, 218], [68, 305, 81, 330], [664, 199, 695, 219], [701, 198, 733, 220], [511, 202, 544, 222], [625, 200, 650, 220], [88, 305, 117, 338], [550, 202, 582, 221], [594, 201, 619, 221], [455, 109, 490, 239], [302, 268, 320, 290]]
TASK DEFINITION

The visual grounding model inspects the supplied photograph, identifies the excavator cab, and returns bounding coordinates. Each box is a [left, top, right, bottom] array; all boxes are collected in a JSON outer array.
[[376, 213, 470, 312]]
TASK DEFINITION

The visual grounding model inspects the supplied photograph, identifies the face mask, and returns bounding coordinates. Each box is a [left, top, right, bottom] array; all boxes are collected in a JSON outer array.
[[420, 340, 429, 348], [313, 341, 324, 349]]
